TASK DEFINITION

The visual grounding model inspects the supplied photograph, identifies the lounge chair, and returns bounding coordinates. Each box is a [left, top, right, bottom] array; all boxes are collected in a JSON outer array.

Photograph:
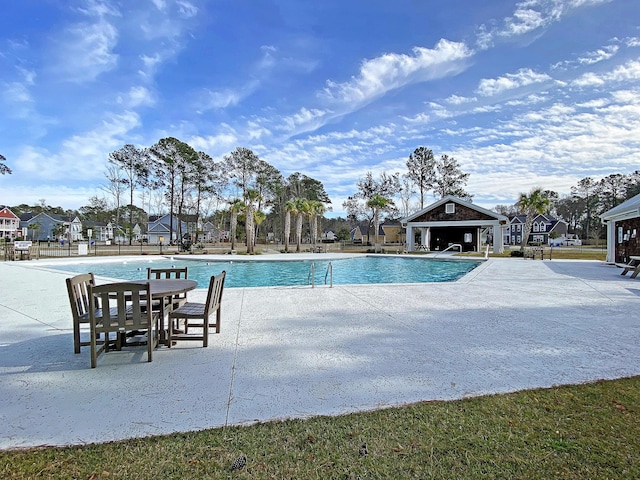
[[168, 271, 226, 347], [88, 281, 160, 368]]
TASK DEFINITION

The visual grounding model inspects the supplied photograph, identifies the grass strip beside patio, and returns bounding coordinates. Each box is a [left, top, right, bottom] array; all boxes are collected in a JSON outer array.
[[2, 376, 639, 479]]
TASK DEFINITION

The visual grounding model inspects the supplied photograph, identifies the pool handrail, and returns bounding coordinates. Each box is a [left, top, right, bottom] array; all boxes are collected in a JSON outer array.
[[433, 244, 463, 257]]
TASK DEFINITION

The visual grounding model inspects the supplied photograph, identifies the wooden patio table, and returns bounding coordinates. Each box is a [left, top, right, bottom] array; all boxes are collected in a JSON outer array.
[[128, 278, 198, 346]]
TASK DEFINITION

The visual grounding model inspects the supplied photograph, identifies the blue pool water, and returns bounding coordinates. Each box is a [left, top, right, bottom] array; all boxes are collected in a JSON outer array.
[[48, 256, 481, 288]]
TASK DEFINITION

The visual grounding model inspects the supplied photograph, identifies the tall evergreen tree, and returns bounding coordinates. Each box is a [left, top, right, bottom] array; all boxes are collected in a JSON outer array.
[[434, 154, 472, 201], [406, 147, 435, 210]]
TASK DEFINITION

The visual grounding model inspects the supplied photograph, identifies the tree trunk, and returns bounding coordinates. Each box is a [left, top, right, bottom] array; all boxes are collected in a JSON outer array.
[[312, 215, 318, 248], [284, 211, 290, 253], [296, 213, 303, 252], [246, 205, 254, 254], [520, 215, 534, 251], [230, 212, 237, 251]]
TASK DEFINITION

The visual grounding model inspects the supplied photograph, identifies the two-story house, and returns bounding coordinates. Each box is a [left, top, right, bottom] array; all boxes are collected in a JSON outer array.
[[147, 214, 189, 244], [506, 214, 568, 245], [0, 206, 21, 240], [19, 213, 84, 242]]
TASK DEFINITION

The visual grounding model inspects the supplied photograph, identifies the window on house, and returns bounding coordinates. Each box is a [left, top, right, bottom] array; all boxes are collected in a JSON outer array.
[[517, 225, 521, 232], [445, 203, 455, 214]]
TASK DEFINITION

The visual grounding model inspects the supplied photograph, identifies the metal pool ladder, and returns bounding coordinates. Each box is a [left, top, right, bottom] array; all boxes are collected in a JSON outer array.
[[307, 262, 333, 288]]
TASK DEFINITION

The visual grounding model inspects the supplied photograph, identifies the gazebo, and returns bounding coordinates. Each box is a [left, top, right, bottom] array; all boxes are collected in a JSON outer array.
[[401, 196, 508, 254], [600, 193, 640, 264]]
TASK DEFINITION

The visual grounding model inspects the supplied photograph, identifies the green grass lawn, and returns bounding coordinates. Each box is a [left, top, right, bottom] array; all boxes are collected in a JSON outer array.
[[460, 246, 607, 261], [2, 377, 639, 479]]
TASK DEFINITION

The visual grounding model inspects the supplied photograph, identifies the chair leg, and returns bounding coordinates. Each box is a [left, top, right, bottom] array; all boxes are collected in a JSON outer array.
[[74, 321, 81, 354], [203, 318, 208, 347], [90, 329, 98, 368], [209, 308, 221, 333], [147, 325, 153, 362]]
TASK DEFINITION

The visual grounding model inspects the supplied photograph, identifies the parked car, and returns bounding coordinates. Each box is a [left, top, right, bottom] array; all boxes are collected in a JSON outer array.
[[549, 237, 582, 247]]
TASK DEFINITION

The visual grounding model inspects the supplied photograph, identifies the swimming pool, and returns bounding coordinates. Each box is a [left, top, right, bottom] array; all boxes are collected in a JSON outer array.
[[47, 256, 482, 288]]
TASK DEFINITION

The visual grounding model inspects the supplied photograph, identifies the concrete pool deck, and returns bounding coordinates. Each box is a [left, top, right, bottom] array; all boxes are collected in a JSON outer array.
[[1, 254, 639, 449]]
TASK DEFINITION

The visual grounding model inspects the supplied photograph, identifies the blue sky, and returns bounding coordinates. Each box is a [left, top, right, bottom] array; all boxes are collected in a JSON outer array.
[[1, 0, 639, 217]]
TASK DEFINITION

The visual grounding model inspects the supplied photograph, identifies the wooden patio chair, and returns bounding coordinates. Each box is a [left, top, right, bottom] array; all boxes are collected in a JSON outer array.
[[168, 271, 226, 348], [147, 267, 189, 310], [66, 272, 103, 354], [88, 281, 160, 368]]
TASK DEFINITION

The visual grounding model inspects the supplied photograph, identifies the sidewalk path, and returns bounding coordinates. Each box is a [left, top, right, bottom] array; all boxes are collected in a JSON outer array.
[[1, 257, 639, 449]]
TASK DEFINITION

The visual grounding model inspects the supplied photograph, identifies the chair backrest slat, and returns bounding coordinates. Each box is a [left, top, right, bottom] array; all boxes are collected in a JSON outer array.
[[90, 282, 153, 331], [147, 267, 188, 280], [205, 271, 226, 316], [66, 273, 96, 319]]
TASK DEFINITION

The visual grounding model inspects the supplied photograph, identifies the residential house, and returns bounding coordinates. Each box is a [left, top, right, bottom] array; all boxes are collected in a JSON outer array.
[[147, 214, 189, 244], [321, 230, 336, 242], [381, 222, 404, 244], [506, 214, 568, 246], [600, 192, 640, 264], [350, 223, 385, 244], [19, 213, 84, 242], [202, 221, 223, 243], [0, 206, 20, 240]]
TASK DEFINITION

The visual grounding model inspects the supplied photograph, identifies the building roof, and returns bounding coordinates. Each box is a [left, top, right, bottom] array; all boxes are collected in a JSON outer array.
[[0, 207, 19, 219], [600, 193, 640, 222], [402, 195, 508, 223]]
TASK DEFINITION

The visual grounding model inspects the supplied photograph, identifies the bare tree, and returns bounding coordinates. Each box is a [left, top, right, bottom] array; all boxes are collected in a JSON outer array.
[[108, 144, 151, 244], [101, 163, 126, 230]]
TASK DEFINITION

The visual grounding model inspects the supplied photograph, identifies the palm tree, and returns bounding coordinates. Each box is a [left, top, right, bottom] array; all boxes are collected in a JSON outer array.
[[228, 198, 244, 252], [244, 189, 261, 254], [254, 210, 266, 248], [283, 199, 296, 253], [293, 198, 309, 253], [367, 194, 391, 247], [29, 222, 41, 241], [518, 187, 551, 251], [308, 201, 326, 249]]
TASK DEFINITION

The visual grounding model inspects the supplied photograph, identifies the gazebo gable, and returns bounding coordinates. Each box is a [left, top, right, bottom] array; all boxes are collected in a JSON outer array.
[[404, 196, 505, 224]]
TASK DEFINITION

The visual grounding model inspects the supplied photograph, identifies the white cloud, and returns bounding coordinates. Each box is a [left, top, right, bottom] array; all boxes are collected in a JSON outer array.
[[187, 131, 239, 157], [577, 45, 619, 65], [476, 68, 552, 96], [75, 0, 121, 18], [321, 39, 473, 107], [198, 80, 260, 110], [280, 107, 329, 131], [625, 37, 640, 48], [122, 86, 155, 107], [3, 82, 32, 104], [572, 58, 640, 87], [52, 20, 119, 82], [446, 94, 477, 105], [476, 0, 613, 49], [176, 0, 198, 18], [151, 0, 167, 11], [15, 111, 140, 181]]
